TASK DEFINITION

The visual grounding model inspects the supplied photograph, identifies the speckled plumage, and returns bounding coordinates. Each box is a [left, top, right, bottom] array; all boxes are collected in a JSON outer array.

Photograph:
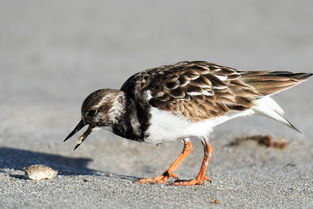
[[64, 60, 312, 185], [122, 61, 311, 122]]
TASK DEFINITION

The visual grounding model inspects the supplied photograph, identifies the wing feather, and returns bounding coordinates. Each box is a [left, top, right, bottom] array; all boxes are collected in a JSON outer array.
[[120, 61, 311, 122], [121, 61, 258, 121]]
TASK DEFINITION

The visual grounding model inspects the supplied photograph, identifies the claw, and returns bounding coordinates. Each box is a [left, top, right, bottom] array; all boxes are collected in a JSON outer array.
[[137, 171, 178, 184], [173, 176, 211, 186]]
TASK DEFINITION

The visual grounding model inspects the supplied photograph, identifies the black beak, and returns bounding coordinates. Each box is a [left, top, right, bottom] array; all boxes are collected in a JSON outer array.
[[64, 119, 95, 150], [64, 119, 86, 142]]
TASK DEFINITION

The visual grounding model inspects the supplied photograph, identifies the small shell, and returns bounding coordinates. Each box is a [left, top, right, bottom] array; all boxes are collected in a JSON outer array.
[[24, 164, 58, 180]]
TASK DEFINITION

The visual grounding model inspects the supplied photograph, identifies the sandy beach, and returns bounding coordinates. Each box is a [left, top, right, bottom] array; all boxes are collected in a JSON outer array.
[[1, 0, 313, 208]]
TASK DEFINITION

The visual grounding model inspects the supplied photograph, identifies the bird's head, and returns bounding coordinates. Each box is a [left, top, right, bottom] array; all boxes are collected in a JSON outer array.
[[64, 89, 126, 150]]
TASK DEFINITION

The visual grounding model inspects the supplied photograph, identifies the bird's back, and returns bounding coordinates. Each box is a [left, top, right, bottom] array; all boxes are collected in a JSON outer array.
[[121, 61, 311, 125]]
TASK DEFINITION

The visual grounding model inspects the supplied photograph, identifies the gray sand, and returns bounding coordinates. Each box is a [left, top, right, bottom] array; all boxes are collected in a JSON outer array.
[[1, 0, 313, 208]]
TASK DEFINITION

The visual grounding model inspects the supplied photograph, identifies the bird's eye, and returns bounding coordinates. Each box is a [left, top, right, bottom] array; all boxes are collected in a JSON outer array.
[[87, 109, 98, 117]]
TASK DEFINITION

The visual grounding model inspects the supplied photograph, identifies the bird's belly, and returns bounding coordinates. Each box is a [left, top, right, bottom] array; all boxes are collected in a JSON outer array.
[[144, 107, 216, 144], [144, 107, 255, 144]]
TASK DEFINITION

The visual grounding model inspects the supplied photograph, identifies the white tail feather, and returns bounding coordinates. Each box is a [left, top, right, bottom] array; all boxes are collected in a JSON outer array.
[[253, 97, 300, 132]]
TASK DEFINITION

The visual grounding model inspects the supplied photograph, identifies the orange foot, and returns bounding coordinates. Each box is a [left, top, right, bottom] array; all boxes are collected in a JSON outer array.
[[137, 171, 178, 184], [173, 176, 211, 186]]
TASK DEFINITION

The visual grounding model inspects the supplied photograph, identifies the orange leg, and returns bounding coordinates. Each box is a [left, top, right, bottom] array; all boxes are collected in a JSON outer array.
[[174, 137, 213, 186], [138, 138, 192, 184]]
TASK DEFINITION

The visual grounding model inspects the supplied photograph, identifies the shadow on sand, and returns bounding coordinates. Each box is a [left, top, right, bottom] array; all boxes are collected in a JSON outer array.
[[0, 147, 139, 181], [0, 146, 99, 176]]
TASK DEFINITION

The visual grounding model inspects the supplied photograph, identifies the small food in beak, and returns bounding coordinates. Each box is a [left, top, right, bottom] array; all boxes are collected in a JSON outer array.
[[74, 125, 93, 150], [64, 120, 86, 142], [64, 120, 95, 150]]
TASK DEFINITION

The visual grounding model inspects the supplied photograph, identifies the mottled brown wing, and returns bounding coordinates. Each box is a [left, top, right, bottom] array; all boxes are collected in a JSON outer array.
[[126, 61, 259, 121], [121, 61, 312, 122]]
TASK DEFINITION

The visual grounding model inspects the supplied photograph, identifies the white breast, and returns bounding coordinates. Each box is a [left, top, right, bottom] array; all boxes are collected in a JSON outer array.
[[143, 96, 292, 144], [144, 107, 254, 144]]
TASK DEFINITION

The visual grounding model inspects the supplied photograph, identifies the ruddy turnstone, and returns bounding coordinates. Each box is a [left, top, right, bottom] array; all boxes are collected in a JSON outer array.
[[64, 61, 312, 186]]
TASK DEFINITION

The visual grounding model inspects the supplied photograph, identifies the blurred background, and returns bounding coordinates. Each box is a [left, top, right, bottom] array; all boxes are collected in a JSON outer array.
[[0, 0, 312, 176]]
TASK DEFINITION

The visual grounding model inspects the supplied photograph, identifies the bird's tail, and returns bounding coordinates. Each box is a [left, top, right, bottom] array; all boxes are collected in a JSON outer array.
[[241, 71, 312, 132], [253, 96, 301, 133], [240, 71, 312, 96]]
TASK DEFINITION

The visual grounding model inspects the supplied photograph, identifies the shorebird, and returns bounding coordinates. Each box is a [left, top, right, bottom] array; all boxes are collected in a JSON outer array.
[[64, 61, 312, 186]]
